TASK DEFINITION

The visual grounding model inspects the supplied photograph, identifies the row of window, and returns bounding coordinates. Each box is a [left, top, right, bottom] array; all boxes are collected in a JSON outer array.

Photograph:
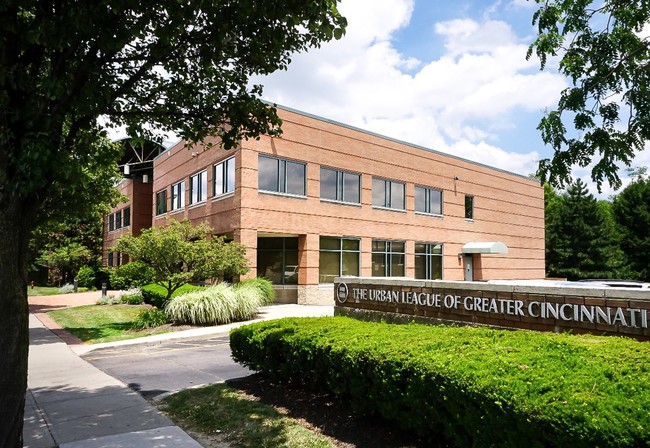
[[154, 154, 474, 220], [259, 155, 474, 219], [108, 206, 131, 232], [156, 157, 235, 215], [256, 236, 443, 285]]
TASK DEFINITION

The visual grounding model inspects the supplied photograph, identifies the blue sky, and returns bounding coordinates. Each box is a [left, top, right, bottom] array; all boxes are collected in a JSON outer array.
[[253, 0, 650, 197]]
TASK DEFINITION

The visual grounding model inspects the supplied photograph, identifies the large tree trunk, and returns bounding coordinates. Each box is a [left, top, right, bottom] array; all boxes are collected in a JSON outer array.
[[0, 199, 33, 447]]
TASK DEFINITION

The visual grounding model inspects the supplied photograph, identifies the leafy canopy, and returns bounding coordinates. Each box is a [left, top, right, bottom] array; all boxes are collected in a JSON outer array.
[[528, 0, 650, 191], [114, 220, 249, 299]]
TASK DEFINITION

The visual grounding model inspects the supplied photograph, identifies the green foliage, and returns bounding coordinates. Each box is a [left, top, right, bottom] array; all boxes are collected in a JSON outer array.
[[1, 2, 346, 443], [131, 308, 169, 330], [612, 174, 650, 281], [37, 242, 93, 283], [115, 220, 249, 299], [231, 317, 650, 448], [109, 262, 155, 290], [58, 284, 75, 294], [164, 383, 335, 448], [165, 282, 264, 326], [119, 292, 144, 305], [545, 179, 623, 279], [235, 278, 276, 305], [75, 265, 96, 288], [528, 0, 650, 191], [96, 295, 122, 306], [141, 287, 169, 310]]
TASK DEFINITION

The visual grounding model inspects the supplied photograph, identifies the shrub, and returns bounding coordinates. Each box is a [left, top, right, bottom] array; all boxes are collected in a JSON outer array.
[[140, 287, 168, 309], [96, 295, 122, 305], [131, 307, 169, 330], [235, 278, 275, 305], [120, 290, 143, 305], [109, 261, 155, 290], [58, 283, 75, 294], [76, 265, 95, 288], [230, 317, 650, 448], [165, 283, 260, 326]]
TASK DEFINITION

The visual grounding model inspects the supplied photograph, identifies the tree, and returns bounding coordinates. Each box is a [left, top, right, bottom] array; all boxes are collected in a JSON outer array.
[[114, 220, 249, 300], [36, 242, 93, 286], [528, 0, 650, 191], [612, 171, 650, 281], [0, 3, 346, 445], [545, 179, 623, 279]]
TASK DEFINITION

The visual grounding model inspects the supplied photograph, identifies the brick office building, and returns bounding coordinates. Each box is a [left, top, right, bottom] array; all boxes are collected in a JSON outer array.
[[104, 105, 545, 304]]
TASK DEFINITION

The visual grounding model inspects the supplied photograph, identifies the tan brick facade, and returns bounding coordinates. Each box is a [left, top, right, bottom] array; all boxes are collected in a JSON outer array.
[[103, 105, 545, 303]]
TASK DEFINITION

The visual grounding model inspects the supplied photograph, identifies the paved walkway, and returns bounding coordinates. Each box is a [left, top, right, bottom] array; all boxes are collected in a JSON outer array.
[[24, 291, 334, 448]]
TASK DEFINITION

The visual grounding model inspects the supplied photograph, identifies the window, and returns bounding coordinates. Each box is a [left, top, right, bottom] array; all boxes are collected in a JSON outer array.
[[108, 214, 114, 231], [190, 170, 207, 204], [107, 252, 113, 267], [319, 237, 360, 283], [256, 237, 299, 285], [258, 155, 306, 196], [415, 243, 443, 280], [415, 186, 443, 215], [371, 240, 405, 277], [115, 210, 122, 230], [465, 195, 474, 220], [372, 178, 405, 210], [171, 181, 186, 211], [123, 207, 131, 227], [320, 167, 360, 203], [156, 190, 167, 215], [214, 157, 235, 197]]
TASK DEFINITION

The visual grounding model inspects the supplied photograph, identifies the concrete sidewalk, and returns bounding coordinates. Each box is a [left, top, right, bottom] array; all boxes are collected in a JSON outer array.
[[24, 295, 334, 448], [24, 314, 203, 448]]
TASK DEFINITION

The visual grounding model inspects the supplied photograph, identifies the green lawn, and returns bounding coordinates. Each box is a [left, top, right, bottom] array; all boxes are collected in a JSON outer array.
[[163, 383, 333, 448], [47, 304, 173, 344], [28, 286, 90, 296]]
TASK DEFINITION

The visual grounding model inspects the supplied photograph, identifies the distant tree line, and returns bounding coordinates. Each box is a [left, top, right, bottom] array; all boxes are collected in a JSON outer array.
[[545, 168, 650, 281]]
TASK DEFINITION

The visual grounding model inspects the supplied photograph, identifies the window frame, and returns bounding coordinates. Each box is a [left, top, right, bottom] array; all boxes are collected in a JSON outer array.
[[372, 177, 405, 210], [213, 156, 236, 197], [318, 237, 361, 283], [189, 170, 208, 205], [414, 242, 443, 280], [465, 195, 474, 220], [258, 155, 306, 197], [123, 206, 131, 227], [371, 239, 406, 277], [415, 185, 443, 216], [320, 167, 361, 204], [171, 180, 186, 211], [155, 190, 168, 215]]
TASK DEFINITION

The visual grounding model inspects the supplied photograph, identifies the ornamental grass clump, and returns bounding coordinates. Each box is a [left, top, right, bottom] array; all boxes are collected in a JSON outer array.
[[164, 282, 264, 326], [235, 277, 275, 305]]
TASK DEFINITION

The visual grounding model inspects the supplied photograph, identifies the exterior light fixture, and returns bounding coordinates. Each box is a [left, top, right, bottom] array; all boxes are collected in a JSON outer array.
[[124, 164, 130, 175], [142, 174, 149, 183]]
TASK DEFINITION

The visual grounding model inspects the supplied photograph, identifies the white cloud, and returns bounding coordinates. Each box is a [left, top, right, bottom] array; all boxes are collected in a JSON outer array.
[[255, 0, 567, 176]]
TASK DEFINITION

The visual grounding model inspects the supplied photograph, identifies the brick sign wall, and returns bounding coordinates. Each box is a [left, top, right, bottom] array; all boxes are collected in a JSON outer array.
[[334, 278, 650, 340]]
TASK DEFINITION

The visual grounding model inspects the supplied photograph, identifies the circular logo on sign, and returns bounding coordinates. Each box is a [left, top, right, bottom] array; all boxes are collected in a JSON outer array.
[[336, 283, 349, 304]]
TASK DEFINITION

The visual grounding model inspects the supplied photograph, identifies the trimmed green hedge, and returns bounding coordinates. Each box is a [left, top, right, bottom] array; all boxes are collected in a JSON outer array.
[[230, 317, 650, 447]]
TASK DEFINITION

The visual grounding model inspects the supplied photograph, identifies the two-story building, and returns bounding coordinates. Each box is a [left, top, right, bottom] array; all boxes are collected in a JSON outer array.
[[104, 104, 545, 304]]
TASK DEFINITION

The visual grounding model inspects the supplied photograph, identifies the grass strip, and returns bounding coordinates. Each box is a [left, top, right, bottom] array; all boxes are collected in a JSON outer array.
[[162, 383, 333, 448], [47, 304, 173, 343]]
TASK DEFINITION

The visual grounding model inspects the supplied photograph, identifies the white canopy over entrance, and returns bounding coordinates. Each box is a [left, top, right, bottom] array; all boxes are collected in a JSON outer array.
[[462, 241, 508, 254]]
